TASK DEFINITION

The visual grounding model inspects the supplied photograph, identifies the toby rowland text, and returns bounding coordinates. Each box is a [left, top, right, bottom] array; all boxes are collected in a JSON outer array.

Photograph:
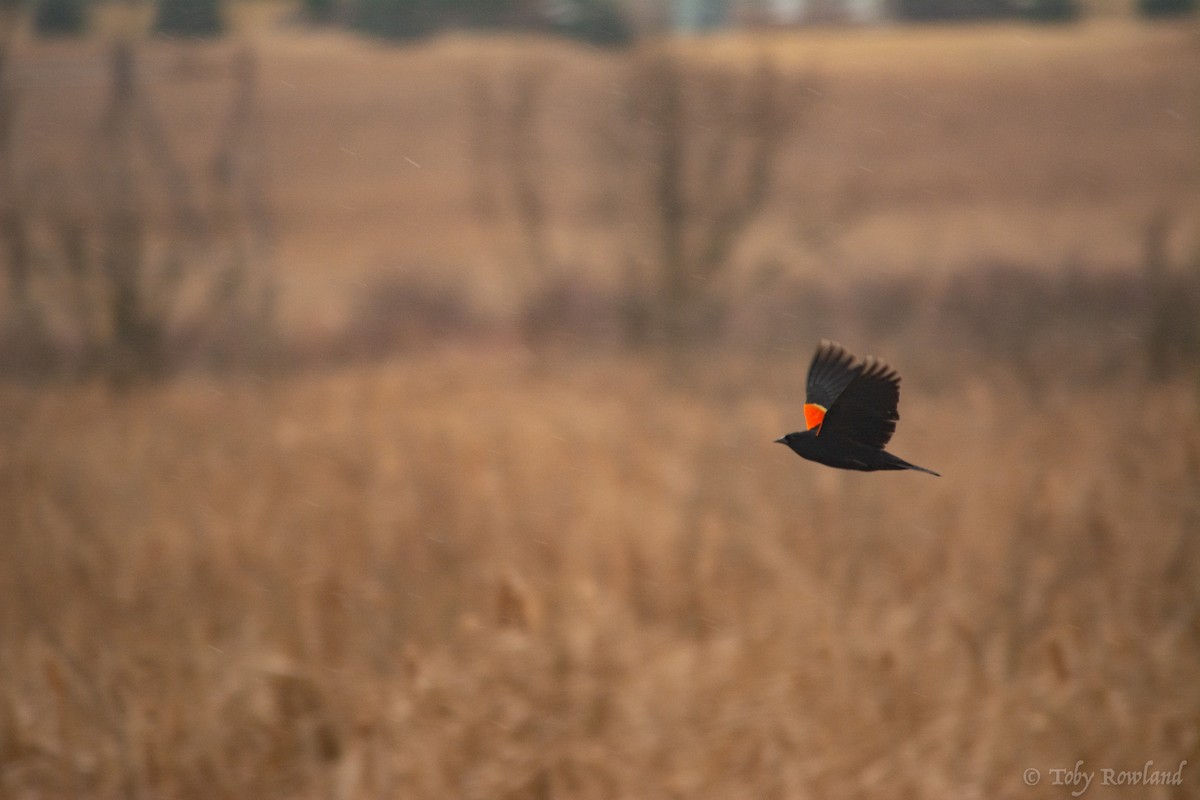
[[1023, 760, 1187, 796]]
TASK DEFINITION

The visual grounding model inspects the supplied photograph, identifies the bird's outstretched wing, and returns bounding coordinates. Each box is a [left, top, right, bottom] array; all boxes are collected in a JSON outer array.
[[806, 341, 860, 407], [804, 341, 861, 433], [820, 356, 901, 449]]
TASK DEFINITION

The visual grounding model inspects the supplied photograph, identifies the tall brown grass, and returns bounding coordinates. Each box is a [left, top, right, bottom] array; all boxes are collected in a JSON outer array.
[[2, 352, 1198, 798]]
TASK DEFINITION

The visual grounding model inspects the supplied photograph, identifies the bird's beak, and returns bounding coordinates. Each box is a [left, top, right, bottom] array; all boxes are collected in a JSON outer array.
[[773, 437, 786, 444]]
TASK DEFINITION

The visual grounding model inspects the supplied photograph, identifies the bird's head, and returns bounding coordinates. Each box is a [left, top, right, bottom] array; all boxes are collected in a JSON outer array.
[[774, 432, 802, 448]]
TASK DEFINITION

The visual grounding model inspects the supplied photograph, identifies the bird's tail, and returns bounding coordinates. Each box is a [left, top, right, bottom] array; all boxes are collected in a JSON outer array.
[[888, 452, 940, 477]]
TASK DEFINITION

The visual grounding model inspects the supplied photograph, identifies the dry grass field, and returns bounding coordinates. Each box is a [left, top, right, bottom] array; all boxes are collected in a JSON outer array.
[[3, 356, 1199, 798], [3, 7, 1200, 799], [8, 12, 1199, 328]]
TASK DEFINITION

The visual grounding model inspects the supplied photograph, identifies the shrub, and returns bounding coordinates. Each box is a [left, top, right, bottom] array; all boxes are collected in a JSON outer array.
[[154, 0, 225, 37], [1023, 0, 1080, 22], [350, 0, 631, 45], [893, 0, 1014, 21], [352, 0, 440, 39], [545, 0, 633, 48], [34, 0, 87, 36], [1138, 0, 1196, 16], [301, 0, 339, 24]]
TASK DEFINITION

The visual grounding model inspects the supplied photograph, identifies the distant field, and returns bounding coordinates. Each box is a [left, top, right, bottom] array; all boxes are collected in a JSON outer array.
[[8, 14, 1199, 328]]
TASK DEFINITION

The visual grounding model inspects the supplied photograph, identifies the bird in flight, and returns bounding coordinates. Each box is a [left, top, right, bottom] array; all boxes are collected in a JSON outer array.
[[775, 341, 940, 476]]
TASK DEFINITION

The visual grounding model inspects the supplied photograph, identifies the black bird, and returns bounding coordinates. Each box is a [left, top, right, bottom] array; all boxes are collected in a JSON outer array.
[[775, 341, 939, 476]]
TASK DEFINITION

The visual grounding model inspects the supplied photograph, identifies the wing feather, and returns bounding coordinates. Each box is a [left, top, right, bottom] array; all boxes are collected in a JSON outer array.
[[805, 341, 860, 411], [820, 355, 902, 449]]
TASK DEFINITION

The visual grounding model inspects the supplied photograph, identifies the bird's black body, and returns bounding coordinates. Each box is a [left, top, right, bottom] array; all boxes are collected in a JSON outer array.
[[775, 341, 939, 477], [776, 429, 936, 474]]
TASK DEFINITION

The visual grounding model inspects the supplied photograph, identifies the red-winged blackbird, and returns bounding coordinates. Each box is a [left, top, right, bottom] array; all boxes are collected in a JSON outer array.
[[775, 341, 940, 476]]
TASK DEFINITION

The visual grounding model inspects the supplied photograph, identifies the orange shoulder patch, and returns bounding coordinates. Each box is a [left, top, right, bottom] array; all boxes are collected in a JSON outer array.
[[804, 403, 826, 432]]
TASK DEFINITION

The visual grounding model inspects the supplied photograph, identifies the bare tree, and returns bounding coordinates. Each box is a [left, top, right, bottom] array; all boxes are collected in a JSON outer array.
[[0, 1, 42, 360], [470, 50, 810, 351], [1142, 209, 1200, 381], [467, 64, 549, 279], [0, 40, 275, 384], [616, 51, 810, 349], [506, 66, 549, 280], [207, 47, 278, 369]]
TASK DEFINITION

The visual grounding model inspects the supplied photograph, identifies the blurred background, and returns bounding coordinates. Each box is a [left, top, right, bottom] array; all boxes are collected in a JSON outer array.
[[1, 0, 1198, 797]]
